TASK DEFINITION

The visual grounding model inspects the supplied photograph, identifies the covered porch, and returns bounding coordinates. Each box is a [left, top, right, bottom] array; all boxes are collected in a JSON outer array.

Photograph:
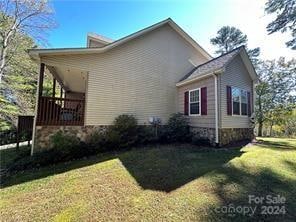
[[36, 63, 88, 126]]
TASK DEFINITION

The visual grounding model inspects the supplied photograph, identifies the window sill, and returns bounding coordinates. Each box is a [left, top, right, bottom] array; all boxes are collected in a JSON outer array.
[[189, 114, 201, 117], [232, 114, 248, 117]]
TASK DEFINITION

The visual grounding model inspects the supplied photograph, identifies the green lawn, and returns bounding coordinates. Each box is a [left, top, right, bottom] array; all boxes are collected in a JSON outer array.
[[0, 138, 295, 221]]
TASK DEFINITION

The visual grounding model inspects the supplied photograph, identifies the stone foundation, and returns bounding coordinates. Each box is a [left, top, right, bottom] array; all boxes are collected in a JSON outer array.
[[34, 125, 255, 152], [34, 125, 108, 152], [190, 127, 254, 146], [219, 128, 254, 146], [190, 127, 216, 145]]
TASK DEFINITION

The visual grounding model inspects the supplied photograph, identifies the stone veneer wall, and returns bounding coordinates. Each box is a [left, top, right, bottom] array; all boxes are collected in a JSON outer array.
[[219, 128, 254, 146], [34, 125, 255, 152], [34, 125, 108, 152], [190, 127, 216, 145], [190, 127, 254, 146]]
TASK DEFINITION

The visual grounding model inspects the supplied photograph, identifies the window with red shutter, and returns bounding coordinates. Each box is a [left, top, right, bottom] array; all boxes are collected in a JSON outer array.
[[184, 91, 189, 115], [201, 87, 207, 115], [227, 86, 232, 115]]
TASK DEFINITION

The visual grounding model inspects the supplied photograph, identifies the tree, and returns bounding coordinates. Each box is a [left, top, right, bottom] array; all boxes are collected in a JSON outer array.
[[0, 33, 37, 129], [0, 32, 54, 130], [210, 26, 247, 54], [210, 26, 260, 65], [265, 0, 296, 49], [255, 60, 273, 137], [0, 1, 55, 130], [0, 0, 55, 83], [255, 58, 296, 136]]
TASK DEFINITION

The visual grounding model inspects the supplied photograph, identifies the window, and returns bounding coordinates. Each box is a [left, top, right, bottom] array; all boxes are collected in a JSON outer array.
[[232, 87, 240, 115], [241, 90, 248, 115], [189, 88, 200, 115], [231, 87, 248, 116]]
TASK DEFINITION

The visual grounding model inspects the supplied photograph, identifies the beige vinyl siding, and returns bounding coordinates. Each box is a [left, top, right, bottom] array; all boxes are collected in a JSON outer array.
[[177, 76, 215, 128], [89, 39, 106, 48], [41, 24, 208, 125], [220, 54, 253, 128]]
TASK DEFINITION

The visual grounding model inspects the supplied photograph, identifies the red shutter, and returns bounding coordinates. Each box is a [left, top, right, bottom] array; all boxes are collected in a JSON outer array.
[[227, 86, 232, 115], [201, 87, 207, 115], [184, 91, 189, 115], [247, 91, 251, 116]]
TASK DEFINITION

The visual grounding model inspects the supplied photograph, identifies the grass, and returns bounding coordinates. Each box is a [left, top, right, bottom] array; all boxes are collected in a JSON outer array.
[[0, 137, 295, 221]]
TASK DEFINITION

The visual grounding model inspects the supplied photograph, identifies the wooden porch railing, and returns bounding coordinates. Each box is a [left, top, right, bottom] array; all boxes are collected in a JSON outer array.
[[36, 96, 85, 126]]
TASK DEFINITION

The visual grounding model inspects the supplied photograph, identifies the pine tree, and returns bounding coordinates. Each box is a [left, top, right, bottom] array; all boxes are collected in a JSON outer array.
[[210, 26, 260, 65], [265, 0, 296, 49]]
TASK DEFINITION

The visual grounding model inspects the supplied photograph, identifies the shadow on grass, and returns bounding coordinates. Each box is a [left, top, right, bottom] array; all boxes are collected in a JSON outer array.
[[1, 145, 243, 192], [2, 139, 295, 221], [256, 140, 296, 151], [119, 146, 243, 192], [0, 151, 117, 188], [200, 164, 296, 221]]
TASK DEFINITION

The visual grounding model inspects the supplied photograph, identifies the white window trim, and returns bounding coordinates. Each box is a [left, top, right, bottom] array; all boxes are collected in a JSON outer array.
[[231, 87, 248, 117], [189, 88, 201, 116]]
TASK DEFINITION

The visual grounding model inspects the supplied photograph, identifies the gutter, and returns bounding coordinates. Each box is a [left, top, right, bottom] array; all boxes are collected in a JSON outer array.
[[176, 68, 224, 87]]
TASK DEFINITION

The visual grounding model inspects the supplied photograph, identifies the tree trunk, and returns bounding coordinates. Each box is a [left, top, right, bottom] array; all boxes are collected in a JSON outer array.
[[269, 122, 273, 137], [258, 121, 263, 137], [0, 20, 18, 83], [0, 44, 7, 83]]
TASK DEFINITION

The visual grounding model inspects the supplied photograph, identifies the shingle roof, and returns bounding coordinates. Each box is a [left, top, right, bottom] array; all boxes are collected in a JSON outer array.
[[179, 46, 244, 82]]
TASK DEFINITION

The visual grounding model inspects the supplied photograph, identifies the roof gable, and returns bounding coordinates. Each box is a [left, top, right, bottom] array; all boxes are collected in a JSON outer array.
[[177, 46, 258, 86], [87, 33, 113, 47], [29, 18, 212, 60]]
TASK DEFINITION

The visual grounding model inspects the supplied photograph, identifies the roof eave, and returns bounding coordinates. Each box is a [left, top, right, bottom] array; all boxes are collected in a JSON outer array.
[[176, 68, 224, 87], [238, 49, 259, 81], [28, 18, 212, 60]]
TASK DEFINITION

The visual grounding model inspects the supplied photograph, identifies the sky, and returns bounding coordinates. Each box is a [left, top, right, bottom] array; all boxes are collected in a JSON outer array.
[[48, 0, 295, 60]]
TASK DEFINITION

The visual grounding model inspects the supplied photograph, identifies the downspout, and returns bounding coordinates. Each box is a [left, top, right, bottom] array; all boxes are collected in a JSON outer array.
[[212, 73, 219, 145]]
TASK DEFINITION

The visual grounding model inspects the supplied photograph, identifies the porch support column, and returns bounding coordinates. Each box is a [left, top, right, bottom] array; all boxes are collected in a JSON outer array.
[[31, 62, 45, 156], [38, 63, 45, 97], [52, 78, 56, 98], [60, 87, 63, 98]]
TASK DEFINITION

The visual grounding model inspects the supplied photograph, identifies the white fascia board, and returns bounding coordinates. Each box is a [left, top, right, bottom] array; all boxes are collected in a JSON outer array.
[[176, 68, 224, 87], [29, 18, 212, 61]]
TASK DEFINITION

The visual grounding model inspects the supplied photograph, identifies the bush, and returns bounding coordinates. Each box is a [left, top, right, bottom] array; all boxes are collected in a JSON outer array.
[[50, 131, 79, 151], [166, 113, 191, 143], [87, 130, 108, 152], [8, 132, 88, 173], [107, 114, 138, 149], [50, 131, 80, 153], [137, 126, 158, 144]]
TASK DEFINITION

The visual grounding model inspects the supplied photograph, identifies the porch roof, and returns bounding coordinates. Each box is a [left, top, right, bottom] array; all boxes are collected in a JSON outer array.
[[46, 65, 87, 93]]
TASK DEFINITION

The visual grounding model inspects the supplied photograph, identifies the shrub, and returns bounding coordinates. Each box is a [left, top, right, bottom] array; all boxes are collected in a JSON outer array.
[[87, 130, 108, 152], [107, 114, 138, 149], [137, 126, 158, 144], [166, 113, 191, 143], [50, 131, 80, 152]]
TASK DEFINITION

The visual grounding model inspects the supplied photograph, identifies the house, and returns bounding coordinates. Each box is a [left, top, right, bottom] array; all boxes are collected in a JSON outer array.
[[29, 18, 257, 153]]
